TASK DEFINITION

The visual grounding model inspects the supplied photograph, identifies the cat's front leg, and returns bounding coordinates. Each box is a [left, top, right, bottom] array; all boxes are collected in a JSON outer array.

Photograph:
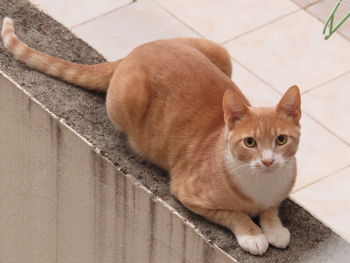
[[259, 206, 290, 249], [178, 200, 269, 255], [199, 208, 269, 255]]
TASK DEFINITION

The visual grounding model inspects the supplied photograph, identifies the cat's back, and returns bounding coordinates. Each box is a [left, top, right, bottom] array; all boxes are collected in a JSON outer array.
[[115, 38, 233, 114], [124, 38, 232, 91], [107, 39, 233, 168]]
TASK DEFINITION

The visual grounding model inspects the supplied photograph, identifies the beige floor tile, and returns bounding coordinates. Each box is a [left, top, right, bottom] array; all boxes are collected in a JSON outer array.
[[232, 62, 280, 106], [307, 0, 350, 40], [30, 0, 131, 28], [225, 10, 350, 93], [302, 73, 350, 145], [156, 0, 298, 43], [72, 0, 198, 61], [294, 114, 350, 191], [291, 167, 350, 241]]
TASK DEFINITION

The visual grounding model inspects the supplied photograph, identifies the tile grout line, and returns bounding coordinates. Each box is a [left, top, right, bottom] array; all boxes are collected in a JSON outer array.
[[303, 110, 350, 147], [292, 163, 350, 193], [230, 57, 283, 95], [302, 70, 350, 95], [70, 1, 135, 29], [220, 8, 302, 45], [290, 0, 322, 9], [152, 0, 205, 39]]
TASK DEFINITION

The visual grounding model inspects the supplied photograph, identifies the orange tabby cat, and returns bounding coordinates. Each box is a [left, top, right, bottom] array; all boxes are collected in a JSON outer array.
[[2, 17, 301, 255]]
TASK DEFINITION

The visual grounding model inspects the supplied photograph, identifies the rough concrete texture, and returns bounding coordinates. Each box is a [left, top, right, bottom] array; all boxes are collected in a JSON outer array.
[[0, 0, 350, 262]]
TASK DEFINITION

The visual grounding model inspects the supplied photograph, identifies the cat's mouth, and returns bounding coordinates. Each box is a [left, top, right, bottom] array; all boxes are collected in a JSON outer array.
[[253, 164, 282, 172]]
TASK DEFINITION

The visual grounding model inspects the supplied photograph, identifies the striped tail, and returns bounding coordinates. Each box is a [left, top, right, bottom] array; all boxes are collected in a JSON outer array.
[[1, 17, 120, 91]]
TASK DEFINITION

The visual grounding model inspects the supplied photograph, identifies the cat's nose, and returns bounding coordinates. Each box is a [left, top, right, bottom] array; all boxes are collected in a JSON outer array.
[[262, 159, 274, 167]]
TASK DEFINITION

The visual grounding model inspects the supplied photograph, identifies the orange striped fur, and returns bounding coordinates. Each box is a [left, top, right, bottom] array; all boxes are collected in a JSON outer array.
[[1, 17, 301, 255]]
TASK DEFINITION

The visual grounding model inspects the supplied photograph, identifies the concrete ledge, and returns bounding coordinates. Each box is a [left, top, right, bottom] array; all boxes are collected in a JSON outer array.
[[1, 0, 350, 262]]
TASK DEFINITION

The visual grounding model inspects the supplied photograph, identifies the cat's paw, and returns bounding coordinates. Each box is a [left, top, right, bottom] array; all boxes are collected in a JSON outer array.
[[263, 225, 290, 249], [236, 233, 269, 255]]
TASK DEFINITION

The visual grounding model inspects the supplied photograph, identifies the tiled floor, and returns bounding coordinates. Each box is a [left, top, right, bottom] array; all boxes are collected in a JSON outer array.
[[30, 0, 132, 28], [72, 0, 198, 60], [156, 0, 299, 42], [224, 9, 350, 93], [29, 0, 350, 242]]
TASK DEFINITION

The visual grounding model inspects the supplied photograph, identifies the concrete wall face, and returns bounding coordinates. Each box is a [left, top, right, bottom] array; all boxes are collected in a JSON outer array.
[[0, 74, 58, 263], [0, 73, 233, 263]]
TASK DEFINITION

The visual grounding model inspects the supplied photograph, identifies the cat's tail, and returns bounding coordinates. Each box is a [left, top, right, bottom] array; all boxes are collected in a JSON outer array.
[[1, 17, 120, 92]]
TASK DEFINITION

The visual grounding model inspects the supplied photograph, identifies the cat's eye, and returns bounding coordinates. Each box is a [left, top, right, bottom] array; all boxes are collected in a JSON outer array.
[[276, 134, 288, 145], [244, 137, 257, 148]]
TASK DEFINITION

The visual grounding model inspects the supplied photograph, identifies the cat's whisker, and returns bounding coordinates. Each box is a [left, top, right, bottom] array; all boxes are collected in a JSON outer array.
[[254, 171, 258, 188], [230, 166, 252, 175], [231, 168, 253, 180]]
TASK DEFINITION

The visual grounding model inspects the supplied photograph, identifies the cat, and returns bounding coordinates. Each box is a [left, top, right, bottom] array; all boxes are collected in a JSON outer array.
[[1, 17, 301, 256]]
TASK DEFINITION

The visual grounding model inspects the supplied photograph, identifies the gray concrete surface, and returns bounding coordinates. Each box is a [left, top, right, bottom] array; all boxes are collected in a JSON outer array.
[[0, 0, 350, 262]]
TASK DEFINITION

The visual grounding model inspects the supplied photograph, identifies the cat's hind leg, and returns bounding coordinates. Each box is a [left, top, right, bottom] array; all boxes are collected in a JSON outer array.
[[106, 63, 149, 134]]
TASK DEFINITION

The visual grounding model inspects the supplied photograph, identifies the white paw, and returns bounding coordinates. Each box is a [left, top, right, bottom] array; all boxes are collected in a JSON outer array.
[[236, 233, 269, 255], [263, 225, 290, 249]]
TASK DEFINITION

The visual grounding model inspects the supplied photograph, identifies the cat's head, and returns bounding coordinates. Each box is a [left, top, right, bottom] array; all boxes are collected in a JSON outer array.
[[223, 86, 301, 172]]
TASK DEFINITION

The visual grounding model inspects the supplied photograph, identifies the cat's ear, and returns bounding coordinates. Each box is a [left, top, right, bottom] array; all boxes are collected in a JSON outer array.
[[223, 89, 250, 128], [277, 85, 301, 123]]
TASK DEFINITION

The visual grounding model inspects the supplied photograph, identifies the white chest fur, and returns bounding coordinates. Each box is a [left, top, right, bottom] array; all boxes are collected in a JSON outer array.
[[225, 152, 295, 210]]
